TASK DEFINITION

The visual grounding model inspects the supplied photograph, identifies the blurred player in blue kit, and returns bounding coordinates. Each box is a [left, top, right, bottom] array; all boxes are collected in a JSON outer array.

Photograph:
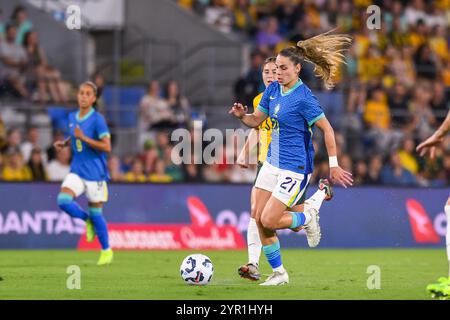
[[54, 81, 113, 265]]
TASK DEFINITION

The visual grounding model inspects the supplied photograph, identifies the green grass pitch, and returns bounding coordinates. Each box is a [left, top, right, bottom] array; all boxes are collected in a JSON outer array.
[[0, 249, 446, 300]]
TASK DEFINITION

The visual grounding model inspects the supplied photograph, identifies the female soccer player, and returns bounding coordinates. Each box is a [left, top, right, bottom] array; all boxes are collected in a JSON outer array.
[[230, 32, 353, 285], [54, 81, 113, 266], [236, 57, 333, 281], [417, 110, 450, 298]]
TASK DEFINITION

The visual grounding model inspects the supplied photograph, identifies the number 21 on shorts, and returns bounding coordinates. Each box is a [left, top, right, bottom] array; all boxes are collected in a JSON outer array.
[[280, 176, 297, 193]]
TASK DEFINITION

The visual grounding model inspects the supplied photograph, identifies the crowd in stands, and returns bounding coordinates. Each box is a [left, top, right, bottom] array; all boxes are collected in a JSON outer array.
[[1, 2, 450, 186], [0, 5, 69, 104], [177, 0, 450, 187]]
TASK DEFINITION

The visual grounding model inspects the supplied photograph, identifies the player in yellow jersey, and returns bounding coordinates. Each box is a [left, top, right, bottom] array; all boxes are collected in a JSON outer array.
[[236, 57, 333, 281]]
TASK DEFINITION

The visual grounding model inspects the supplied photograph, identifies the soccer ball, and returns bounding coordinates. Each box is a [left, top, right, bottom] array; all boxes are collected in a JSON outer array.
[[180, 254, 214, 285]]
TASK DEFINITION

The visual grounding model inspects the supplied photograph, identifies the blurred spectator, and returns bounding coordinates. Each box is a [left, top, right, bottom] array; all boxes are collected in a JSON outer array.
[[46, 147, 70, 181], [397, 136, 419, 174], [366, 154, 384, 185], [0, 8, 5, 41], [388, 47, 416, 88], [0, 115, 6, 151], [21, 126, 47, 163], [10, 5, 32, 46], [108, 155, 124, 182], [364, 87, 391, 131], [414, 44, 438, 80], [162, 145, 184, 182], [28, 147, 46, 181], [363, 87, 402, 155], [388, 82, 412, 130], [0, 153, 3, 179], [358, 45, 386, 84], [409, 82, 436, 141], [182, 152, 204, 182], [121, 154, 135, 173], [139, 80, 177, 133], [23, 31, 68, 104], [234, 50, 264, 108], [430, 81, 449, 123], [141, 139, 159, 175], [255, 16, 283, 53], [381, 152, 417, 186], [148, 159, 173, 183], [1, 128, 22, 154], [0, 24, 28, 98], [353, 159, 369, 186], [443, 152, 450, 184], [204, 0, 233, 33], [124, 158, 147, 183], [93, 73, 106, 115], [2, 148, 32, 181], [232, 0, 257, 36], [340, 154, 353, 173], [165, 80, 190, 128]]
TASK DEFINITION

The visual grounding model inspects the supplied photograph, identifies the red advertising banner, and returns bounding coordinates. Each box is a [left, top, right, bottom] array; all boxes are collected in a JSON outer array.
[[78, 196, 246, 250]]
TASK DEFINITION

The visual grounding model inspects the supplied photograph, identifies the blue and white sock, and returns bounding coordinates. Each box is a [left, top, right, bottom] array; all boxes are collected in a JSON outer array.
[[89, 207, 110, 250], [57, 193, 88, 221], [263, 241, 285, 273], [289, 211, 311, 229]]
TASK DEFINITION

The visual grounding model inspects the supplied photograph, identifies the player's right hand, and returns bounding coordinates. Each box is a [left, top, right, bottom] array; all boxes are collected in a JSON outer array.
[[53, 141, 65, 151], [416, 134, 444, 159], [236, 156, 249, 169], [330, 166, 353, 188], [229, 103, 248, 119]]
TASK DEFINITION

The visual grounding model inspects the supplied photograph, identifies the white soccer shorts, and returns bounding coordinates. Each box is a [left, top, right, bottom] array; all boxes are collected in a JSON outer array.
[[61, 173, 108, 203], [254, 161, 311, 208]]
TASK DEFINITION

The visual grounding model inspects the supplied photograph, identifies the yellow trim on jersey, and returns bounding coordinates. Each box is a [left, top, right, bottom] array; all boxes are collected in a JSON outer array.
[[103, 183, 109, 202], [253, 93, 272, 163]]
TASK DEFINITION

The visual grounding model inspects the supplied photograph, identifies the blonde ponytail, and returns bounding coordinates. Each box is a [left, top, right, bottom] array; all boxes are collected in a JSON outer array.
[[280, 30, 352, 89]]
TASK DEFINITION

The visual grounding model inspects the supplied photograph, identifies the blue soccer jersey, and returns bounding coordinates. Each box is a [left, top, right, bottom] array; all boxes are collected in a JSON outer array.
[[68, 108, 110, 181], [257, 80, 325, 174]]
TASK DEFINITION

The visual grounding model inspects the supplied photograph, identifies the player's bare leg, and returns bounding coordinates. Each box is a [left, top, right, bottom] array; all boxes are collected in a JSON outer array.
[[258, 197, 290, 286], [238, 187, 271, 281]]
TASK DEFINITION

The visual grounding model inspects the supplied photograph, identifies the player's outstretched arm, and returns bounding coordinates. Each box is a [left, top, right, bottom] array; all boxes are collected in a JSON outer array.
[[229, 103, 268, 128], [74, 125, 112, 153], [416, 110, 450, 159], [315, 117, 353, 188]]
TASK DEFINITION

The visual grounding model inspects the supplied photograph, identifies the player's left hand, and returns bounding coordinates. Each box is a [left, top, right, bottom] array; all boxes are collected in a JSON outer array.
[[330, 166, 353, 188], [74, 125, 85, 140]]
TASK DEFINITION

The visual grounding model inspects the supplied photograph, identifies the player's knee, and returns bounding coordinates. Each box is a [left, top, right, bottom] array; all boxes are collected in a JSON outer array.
[[260, 215, 276, 230], [57, 192, 73, 210]]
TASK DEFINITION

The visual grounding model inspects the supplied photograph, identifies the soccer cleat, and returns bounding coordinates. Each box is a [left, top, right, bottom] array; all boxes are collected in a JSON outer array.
[[303, 208, 321, 247], [86, 219, 95, 242], [259, 271, 289, 286], [97, 248, 114, 266], [318, 178, 333, 201], [238, 263, 261, 281], [427, 277, 450, 298]]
